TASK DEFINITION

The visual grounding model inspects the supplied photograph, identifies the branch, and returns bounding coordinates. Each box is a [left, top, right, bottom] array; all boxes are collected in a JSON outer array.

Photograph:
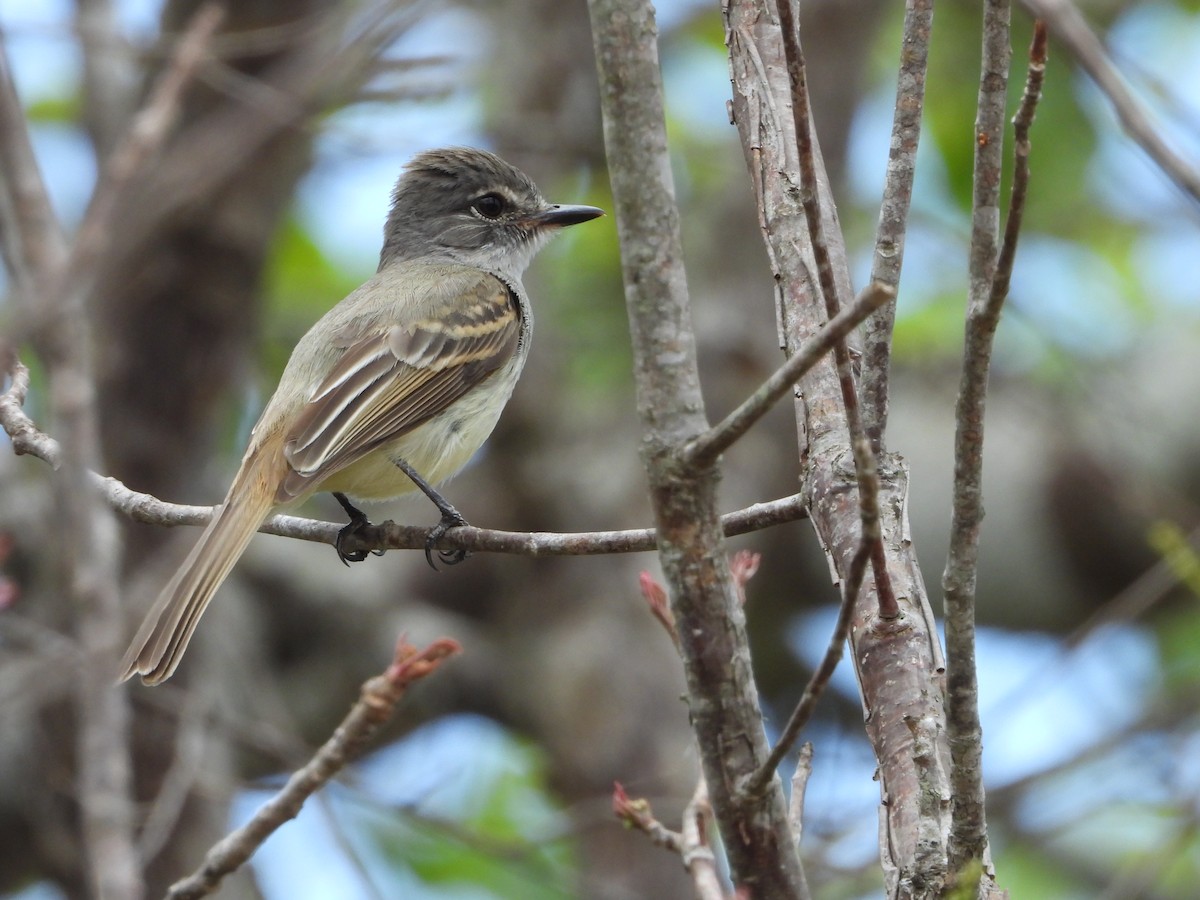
[[772, 0, 898, 620], [787, 742, 813, 852], [860, 0, 934, 451], [0, 31, 66, 297], [1020, 0, 1200, 206], [0, 12, 225, 897], [725, 2, 953, 893], [942, 5, 1045, 888], [0, 352, 807, 557], [741, 538, 868, 799], [56, 3, 224, 308], [588, 0, 806, 894], [613, 781, 728, 900], [685, 281, 894, 469], [166, 637, 460, 900]]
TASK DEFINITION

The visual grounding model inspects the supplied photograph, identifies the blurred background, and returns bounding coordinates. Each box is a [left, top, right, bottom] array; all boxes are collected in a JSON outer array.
[[0, 0, 1198, 897]]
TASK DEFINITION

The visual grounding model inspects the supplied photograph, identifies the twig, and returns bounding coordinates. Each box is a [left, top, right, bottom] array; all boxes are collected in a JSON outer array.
[[943, 3, 1046, 883], [860, 0, 934, 452], [612, 782, 683, 854], [0, 34, 66, 297], [0, 355, 808, 556], [995, 21, 1047, 311], [685, 281, 895, 469], [1020, 0, 1200, 206], [166, 637, 460, 900], [741, 538, 868, 800], [612, 781, 728, 900], [773, 0, 898, 620], [787, 742, 814, 852]]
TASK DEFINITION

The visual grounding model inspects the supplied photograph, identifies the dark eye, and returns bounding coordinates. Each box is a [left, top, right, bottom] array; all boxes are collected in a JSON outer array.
[[472, 193, 506, 219]]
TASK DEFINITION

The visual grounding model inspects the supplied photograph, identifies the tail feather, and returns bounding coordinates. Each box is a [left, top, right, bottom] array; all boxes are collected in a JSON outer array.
[[119, 463, 277, 685]]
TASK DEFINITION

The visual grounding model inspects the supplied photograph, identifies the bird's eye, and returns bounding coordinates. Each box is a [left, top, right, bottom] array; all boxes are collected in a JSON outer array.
[[471, 193, 506, 219]]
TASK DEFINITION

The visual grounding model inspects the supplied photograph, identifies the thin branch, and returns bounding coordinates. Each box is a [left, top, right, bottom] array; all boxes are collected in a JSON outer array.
[[860, 0, 934, 452], [773, 0, 899, 620], [612, 782, 683, 854], [787, 742, 813, 853], [685, 281, 895, 469], [994, 21, 1047, 311], [57, 3, 224, 311], [0, 34, 67, 297], [943, 0, 1041, 883], [741, 538, 868, 800], [0, 353, 808, 557], [1020, 0, 1200, 206], [612, 781, 728, 900], [166, 637, 460, 900]]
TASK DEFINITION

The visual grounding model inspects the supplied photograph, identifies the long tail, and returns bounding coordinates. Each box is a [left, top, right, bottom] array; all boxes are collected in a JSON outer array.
[[119, 456, 278, 685]]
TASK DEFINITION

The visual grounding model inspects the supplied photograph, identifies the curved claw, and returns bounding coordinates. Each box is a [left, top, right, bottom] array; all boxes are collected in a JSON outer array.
[[336, 524, 371, 566], [424, 510, 470, 571], [333, 492, 384, 565]]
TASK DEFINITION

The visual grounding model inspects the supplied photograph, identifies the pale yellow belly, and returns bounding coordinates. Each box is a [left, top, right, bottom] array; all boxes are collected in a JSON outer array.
[[313, 374, 515, 502]]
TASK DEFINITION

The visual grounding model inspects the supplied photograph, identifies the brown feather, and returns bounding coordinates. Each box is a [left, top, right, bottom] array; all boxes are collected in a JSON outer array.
[[278, 274, 519, 502]]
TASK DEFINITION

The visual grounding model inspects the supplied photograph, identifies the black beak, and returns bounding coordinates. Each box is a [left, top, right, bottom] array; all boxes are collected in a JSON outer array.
[[531, 204, 605, 228]]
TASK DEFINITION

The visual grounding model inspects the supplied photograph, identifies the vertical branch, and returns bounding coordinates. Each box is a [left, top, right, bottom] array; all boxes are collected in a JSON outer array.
[[941, 0, 1019, 881], [772, 0, 898, 621], [0, 33, 145, 900], [587, 0, 807, 895], [725, 2, 953, 895], [0, 40, 144, 900], [0, 9, 223, 898], [860, 0, 934, 452]]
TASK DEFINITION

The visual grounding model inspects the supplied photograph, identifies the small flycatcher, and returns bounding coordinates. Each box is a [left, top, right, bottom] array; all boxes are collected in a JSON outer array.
[[120, 147, 603, 685]]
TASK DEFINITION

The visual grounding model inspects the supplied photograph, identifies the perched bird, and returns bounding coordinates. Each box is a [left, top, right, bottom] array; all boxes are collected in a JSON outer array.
[[120, 147, 603, 684]]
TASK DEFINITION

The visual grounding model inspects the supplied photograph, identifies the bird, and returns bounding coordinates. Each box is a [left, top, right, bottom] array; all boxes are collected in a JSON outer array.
[[119, 147, 604, 685]]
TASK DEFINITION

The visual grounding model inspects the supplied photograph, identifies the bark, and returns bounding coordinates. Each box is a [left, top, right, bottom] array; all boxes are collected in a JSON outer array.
[[724, 3, 953, 896], [589, 0, 808, 895]]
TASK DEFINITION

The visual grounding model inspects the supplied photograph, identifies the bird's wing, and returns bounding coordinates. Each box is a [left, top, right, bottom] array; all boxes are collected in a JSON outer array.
[[277, 271, 520, 501]]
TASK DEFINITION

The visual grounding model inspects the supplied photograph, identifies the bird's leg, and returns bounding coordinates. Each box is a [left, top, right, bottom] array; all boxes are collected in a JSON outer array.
[[392, 457, 471, 569], [332, 492, 387, 566]]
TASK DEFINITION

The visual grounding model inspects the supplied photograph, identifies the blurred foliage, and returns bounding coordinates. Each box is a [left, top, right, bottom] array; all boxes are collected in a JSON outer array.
[[262, 216, 363, 381], [349, 721, 576, 898]]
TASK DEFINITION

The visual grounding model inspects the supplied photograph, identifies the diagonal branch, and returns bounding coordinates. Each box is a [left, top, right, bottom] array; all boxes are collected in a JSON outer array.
[[773, 0, 898, 621], [1020, 0, 1200, 206], [685, 281, 894, 470], [860, 0, 935, 452], [166, 638, 460, 900], [742, 536, 868, 799]]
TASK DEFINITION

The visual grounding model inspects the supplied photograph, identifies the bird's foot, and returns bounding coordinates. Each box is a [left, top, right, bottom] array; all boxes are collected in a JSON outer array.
[[333, 492, 387, 566], [425, 507, 470, 569]]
